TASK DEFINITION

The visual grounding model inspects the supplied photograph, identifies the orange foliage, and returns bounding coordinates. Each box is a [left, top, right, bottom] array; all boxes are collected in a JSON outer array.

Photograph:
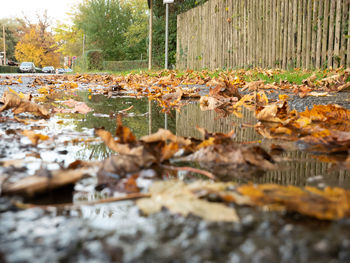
[[15, 26, 60, 67]]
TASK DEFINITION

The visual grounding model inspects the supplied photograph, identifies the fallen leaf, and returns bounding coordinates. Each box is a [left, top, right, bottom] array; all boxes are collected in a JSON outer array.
[[22, 130, 49, 145], [0, 91, 50, 118], [136, 181, 239, 222]]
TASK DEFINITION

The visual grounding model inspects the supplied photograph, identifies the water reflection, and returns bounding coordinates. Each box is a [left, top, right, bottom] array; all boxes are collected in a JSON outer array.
[[176, 102, 350, 188], [62, 93, 350, 188], [61, 92, 176, 160]]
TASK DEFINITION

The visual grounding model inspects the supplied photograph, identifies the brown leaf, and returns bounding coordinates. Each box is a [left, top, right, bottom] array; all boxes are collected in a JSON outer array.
[[3, 166, 97, 196], [237, 184, 350, 220], [136, 181, 239, 222], [95, 128, 143, 156], [116, 115, 136, 143], [141, 128, 191, 146], [0, 91, 50, 118], [22, 130, 49, 145], [62, 99, 92, 114]]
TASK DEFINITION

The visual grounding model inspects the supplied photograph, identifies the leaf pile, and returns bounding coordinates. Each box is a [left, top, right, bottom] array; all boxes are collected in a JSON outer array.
[[254, 96, 350, 153], [96, 116, 276, 189]]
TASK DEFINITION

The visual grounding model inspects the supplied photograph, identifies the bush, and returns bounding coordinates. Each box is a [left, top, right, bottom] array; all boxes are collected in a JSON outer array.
[[103, 60, 148, 71], [0, 65, 20, 73], [86, 50, 103, 70]]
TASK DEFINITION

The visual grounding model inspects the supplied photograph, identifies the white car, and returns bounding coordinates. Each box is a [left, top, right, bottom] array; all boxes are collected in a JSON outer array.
[[19, 62, 36, 73]]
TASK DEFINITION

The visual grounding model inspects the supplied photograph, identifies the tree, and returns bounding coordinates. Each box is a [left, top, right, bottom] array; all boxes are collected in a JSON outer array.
[[15, 12, 61, 67], [0, 18, 22, 61], [123, 0, 148, 60], [53, 23, 83, 57], [74, 0, 132, 60], [15, 26, 60, 67]]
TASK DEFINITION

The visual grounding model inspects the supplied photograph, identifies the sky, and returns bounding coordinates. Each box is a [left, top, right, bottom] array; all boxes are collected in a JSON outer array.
[[1, 0, 81, 25]]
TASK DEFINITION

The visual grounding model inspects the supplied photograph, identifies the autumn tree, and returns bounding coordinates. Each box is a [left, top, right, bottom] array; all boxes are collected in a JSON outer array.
[[0, 18, 22, 61], [53, 23, 83, 57], [15, 13, 60, 67]]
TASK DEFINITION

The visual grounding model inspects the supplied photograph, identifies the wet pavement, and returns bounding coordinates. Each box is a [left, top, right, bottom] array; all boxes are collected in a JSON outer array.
[[1, 74, 350, 263]]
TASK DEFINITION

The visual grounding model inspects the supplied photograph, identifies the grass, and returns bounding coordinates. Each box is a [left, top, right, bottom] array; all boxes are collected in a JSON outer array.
[[71, 67, 346, 85], [243, 70, 327, 85]]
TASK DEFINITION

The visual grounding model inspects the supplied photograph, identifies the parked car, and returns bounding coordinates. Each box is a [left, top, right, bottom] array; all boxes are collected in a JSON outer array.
[[42, 66, 55, 73], [19, 62, 36, 73], [56, 68, 65, 74], [65, 68, 73, 73]]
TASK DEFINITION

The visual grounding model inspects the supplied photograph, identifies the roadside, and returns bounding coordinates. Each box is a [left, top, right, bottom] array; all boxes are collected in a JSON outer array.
[[0, 71, 350, 263]]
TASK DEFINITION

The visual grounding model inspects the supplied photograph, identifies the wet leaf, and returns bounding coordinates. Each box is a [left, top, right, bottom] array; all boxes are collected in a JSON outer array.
[[0, 91, 50, 118], [3, 166, 97, 197], [22, 130, 49, 145], [62, 99, 93, 114], [237, 184, 350, 220], [137, 181, 239, 222]]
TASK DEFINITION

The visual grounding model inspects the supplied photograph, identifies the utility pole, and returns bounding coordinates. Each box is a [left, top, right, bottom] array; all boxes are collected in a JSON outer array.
[[148, 0, 153, 70], [82, 34, 85, 69], [2, 25, 6, 65], [165, 2, 169, 69]]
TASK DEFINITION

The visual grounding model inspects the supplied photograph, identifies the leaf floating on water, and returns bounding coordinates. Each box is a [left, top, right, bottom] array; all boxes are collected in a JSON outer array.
[[22, 130, 49, 145], [61, 99, 93, 114]]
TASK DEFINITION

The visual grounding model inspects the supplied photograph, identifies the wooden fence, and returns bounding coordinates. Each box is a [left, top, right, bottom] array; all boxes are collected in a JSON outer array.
[[176, 0, 350, 70]]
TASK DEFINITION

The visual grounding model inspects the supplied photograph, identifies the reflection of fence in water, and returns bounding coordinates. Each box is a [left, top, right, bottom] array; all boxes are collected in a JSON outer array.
[[176, 102, 259, 141], [176, 103, 350, 187]]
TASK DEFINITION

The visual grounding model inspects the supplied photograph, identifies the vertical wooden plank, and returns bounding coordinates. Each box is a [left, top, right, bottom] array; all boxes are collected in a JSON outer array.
[[315, 0, 323, 68], [256, 0, 260, 67], [254, 0, 259, 67], [305, 0, 312, 68], [244, 0, 247, 67], [268, 0, 273, 67], [328, 0, 336, 68], [232, 0, 236, 68], [282, 0, 288, 69], [311, 0, 318, 68], [347, 2, 350, 68], [276, 0, 281, 67], [287, 0, 293, 68], [321, 0, 330, 68], [271, 0, 276, 67], [207, 1, 211, 69], [340, 0, 348, 67], [262, 0, 266, 67], [213, 0, 217, 69], [302, 0, 307, 68], [238, 0, 242, 68], [291, 0, 297, 68], [333, 0, 342, 68], [231, 0, 235, 68], [265, 0, 270, 67], [224, 0, 228, 68], [219, 0, 223, 68], [247, 0, 251, 67], [265, 0, 269, 67], [201, 4, 204, 69], [234, 0, 239, 68], [296, 0, 302, 67]]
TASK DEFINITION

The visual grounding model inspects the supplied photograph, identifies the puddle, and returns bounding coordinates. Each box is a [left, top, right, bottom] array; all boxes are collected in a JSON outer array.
[[2, 75, 350, 263]]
